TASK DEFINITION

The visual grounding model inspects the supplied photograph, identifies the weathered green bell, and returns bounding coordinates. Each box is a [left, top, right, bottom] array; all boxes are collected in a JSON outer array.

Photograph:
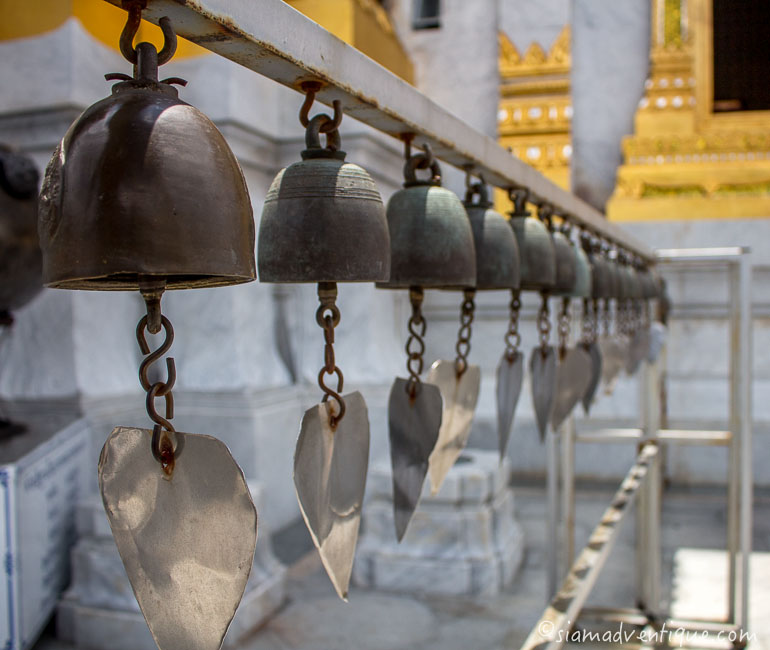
[[39, 29, 255, 292], [604, 252, 622, 300], [551, 225, 588, 298], [379, 152, 474, 289], [258, 108, 389, 283], [507, 190, 555, 291], [582, 235, 610, 300], [549, 214, 577, 295], [463, 180, 519, 290], [0, 146, 42, 319], [639, 266, 659, 299]]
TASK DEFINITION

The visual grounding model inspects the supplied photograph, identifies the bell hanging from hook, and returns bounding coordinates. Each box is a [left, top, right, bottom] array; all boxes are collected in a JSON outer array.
[[581, 233, 609, 414], [458, 175, 523, 462], [599, 245, 628, 394], [39, 7, 258, 650], [377, 141, 475, 539], [258, 81, 390, 597], [550, 221, 593, 431]]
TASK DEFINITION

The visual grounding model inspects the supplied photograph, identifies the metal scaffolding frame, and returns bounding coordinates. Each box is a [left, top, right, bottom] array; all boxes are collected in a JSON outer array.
[[531, 247, 753, 650]]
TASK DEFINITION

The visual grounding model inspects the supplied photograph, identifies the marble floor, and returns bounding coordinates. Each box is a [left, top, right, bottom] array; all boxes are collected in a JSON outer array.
[[33, 482, 770, 650]]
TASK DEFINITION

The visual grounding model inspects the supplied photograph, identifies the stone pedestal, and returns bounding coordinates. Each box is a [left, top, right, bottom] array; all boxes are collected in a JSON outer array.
[[57, 484, 286, 650], [353, 449, 524, 597]]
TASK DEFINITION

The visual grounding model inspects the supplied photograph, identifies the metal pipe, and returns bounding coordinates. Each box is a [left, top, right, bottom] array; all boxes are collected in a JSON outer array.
[[521, 444, 658, 650], [100, 0, 655, 261], [560, 417, 576, 575], [546, 428, 561, 601]]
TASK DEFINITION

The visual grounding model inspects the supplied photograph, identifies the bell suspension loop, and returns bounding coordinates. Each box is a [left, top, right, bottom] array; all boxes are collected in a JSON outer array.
[[454, 289, 476, 376], [504, 290, 522, 362], [136, 287, 181, 476], [316, 282, 346, 429], [405, 287, 426, 399]]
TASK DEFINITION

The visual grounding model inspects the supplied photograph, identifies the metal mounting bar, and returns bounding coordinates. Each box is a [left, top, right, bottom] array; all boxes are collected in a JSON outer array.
[[521, 444, 658, 650], [101, 0, 655, 262], [575, 428, 731, 445]]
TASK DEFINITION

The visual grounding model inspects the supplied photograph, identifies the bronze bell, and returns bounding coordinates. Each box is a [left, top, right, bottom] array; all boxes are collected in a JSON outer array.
[[547, 211, 577, 295], [507, 190, 555, 291], [258, 102, 389, 283], [39, 22, 255, 291], [379, 152, 474, 289], [569, 237, 592, 299], [582, 235, 609, 300], [604, 250, 622, 299], [0, 146, 42, 320], [463, 179, 519, 290]]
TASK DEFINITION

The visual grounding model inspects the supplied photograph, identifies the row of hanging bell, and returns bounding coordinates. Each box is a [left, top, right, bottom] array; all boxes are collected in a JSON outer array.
[[38, 8, 259, 650]]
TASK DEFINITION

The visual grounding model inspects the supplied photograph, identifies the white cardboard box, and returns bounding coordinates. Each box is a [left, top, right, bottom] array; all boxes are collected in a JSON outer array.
[[1, 419, 89, 649]]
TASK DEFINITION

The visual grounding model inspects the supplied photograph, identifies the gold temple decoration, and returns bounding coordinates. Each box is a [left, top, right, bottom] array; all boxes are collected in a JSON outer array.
[[497, 26, 572, 195], [607, 0, 770, 222]]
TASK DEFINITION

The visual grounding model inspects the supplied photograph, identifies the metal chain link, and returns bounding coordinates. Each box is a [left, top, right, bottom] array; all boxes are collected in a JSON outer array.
[[316, 282, 345, 428], [603, 298, 611, 337], [591, 298, 599, 344], [136, 311, 181, 476], [538, 293, 551, 350], [454, 289, 476, 376], [558, 297, 570, 358], [581, 298, 592, 345], [405, 287, 426, 398], [504, 290, 521, 362]]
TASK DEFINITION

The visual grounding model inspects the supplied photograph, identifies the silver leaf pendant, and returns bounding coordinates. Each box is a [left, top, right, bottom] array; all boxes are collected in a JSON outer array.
[[552, 346, 593, 430], [388, 378, 443, 541], [294, 391, 369, 601], [627, 328, 650, 375], [529, 346, 557, 442], [581, 342, 603, 415], [496, 350, 524, 460], [99, 427, 257, 650], [426, 359, 481, 495], [599, 338, 626, 395], [648, 322, 666, 363]]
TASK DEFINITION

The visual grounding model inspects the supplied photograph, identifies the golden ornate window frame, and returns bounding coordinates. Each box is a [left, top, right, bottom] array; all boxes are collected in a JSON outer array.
[[692, 0, 770, 131]]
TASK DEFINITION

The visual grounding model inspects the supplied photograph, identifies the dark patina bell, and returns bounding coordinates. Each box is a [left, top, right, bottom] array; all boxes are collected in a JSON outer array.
[[569, 238, 592, 299], [507, 190, 555, 291], [549, 215, 577, 295], [464, 180, 519, 290], [39, 34, 255, 291], [259, 109, 389, 283], [0, 146, 42, 320], [582, 235, 609, 300], [379, 153, 474, 289]]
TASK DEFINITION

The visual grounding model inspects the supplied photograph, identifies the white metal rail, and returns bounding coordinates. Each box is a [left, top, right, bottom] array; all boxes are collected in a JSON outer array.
[[102, 0, 655, 262]]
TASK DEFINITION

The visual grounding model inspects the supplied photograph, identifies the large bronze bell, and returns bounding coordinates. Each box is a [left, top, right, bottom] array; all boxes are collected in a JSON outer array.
[[379, 152, 474, 289], [547, 211, 577, 295], [552, 225, 589, 299], [258, 100, 389, 283], [463, 179, 519, 291], [0, 146, 42, 321], [39, 22, 255, 292], [507, 189, 555, 291]]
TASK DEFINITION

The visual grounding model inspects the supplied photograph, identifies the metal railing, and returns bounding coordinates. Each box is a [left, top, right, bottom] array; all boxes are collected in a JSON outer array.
[[102, 0, 655, 262]]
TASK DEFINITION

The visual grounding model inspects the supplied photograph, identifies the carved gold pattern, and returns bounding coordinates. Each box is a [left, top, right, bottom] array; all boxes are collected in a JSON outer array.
[[498, 26, 572, 190]]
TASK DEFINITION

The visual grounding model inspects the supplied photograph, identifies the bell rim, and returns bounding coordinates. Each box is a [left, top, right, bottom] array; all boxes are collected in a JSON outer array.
[[44, 273, 256, 291]]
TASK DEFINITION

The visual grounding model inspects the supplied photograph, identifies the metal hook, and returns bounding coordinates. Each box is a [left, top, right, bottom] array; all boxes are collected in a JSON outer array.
[[299, 82, 343, 134], [119, 1, 176, 67], [508, 187, 530, 216]]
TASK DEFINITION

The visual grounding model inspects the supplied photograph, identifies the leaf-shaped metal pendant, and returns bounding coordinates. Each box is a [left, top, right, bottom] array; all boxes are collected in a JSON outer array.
[[388, 378, 443, 541], [426, 359, 481, 495], [599, 338, 626, 395], [552, 346, 593, 430], [648, 322, 666, 363], [529, 346, 556, 442], [294, 391, 369, 601], [627, 328, 650, 375], [496, 351, 524, 460], [581, 342, 603, 415], [99, 427, 257, 650]]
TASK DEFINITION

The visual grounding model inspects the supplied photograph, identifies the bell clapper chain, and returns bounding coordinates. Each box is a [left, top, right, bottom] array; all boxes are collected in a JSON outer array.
[[558, 296, 571, 361], [316, 282, 346, 429], [454, 288, 476, 376], [405, 286, 426, 400], [504, 290, 522, 363], [538, 292, 551, 355]]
